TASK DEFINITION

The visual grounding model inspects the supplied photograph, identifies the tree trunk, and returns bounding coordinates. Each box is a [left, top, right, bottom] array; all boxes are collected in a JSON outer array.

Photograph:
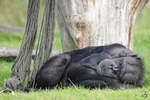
[[2, 0, 55, 91], [3, 0, 40, 91], [56, 0, 148, 51], [27, 0, 55, 88]]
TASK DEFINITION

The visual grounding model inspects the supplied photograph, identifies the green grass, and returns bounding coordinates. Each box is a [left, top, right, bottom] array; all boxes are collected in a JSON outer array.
[[0, 1, 150, 100], [0, 87, 149, 100], [134, 6, 150, 87], [0, 31, 22, 48], [0, 0, 27, 26], [134, 28, 150, 87], [0, 30, 61, 49], [0, 59, 12, 90], [0, 0, 44, 26]]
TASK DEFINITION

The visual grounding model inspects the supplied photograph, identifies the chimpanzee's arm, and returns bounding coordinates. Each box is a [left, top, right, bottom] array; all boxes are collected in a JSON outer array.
[[104, 43, 135, 58], [66, 62, 117, 88], [80, 52, 112, 67]]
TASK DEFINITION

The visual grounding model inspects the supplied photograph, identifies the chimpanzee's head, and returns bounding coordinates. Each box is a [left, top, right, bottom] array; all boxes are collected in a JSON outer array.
[[97, 55, 144, 87], [114, 55, 144, 87]]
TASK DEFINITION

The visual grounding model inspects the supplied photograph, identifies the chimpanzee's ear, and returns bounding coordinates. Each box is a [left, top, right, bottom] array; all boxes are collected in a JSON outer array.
[[59, 54, 71, 66]]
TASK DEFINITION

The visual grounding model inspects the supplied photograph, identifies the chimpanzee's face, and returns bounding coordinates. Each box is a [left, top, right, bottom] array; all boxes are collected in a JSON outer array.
[[116, 56, 143, 83], [96, 56, 143, 82]]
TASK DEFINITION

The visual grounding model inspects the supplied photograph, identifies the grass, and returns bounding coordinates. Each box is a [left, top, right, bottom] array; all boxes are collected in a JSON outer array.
[[0, 87, 149, 100], [0, 0, 27, 26], [0, 59, 12, 90], [0, 30, 61, 49], [0, 1, 150, 99], [134, 6, 150, 87], [0, 31, 22, 48], [134, 28, 150, 86]]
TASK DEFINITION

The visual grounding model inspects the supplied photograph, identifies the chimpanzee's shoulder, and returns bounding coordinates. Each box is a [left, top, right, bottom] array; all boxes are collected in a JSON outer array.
[[106, 43, 126, 48]]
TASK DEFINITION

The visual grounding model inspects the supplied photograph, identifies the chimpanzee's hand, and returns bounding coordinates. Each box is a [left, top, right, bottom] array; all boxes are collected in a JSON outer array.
[[97, 59, 119, 78]]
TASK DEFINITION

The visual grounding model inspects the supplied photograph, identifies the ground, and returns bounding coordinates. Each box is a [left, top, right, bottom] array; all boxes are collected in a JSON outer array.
[[0, 1, 150, 100]]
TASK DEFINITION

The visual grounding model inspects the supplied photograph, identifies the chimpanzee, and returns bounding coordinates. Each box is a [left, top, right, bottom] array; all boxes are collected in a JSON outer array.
[[34, 43, 144, 89]]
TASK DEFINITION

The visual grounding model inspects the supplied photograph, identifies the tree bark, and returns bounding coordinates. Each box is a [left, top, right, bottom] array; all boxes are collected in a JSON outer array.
[[2, 0, 55, 91], [27, 0, 55, 88], [56, 0, 149, 51], [3, 0, 40, 91]]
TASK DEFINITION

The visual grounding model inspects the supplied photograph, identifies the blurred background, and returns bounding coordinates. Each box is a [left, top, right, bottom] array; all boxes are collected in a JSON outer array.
[[0, 0, 150, 89]]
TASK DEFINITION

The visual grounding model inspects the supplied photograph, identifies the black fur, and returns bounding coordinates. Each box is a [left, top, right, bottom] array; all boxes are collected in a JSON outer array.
[[35, 54, 71, 89], [34, 43, 144, 89]]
